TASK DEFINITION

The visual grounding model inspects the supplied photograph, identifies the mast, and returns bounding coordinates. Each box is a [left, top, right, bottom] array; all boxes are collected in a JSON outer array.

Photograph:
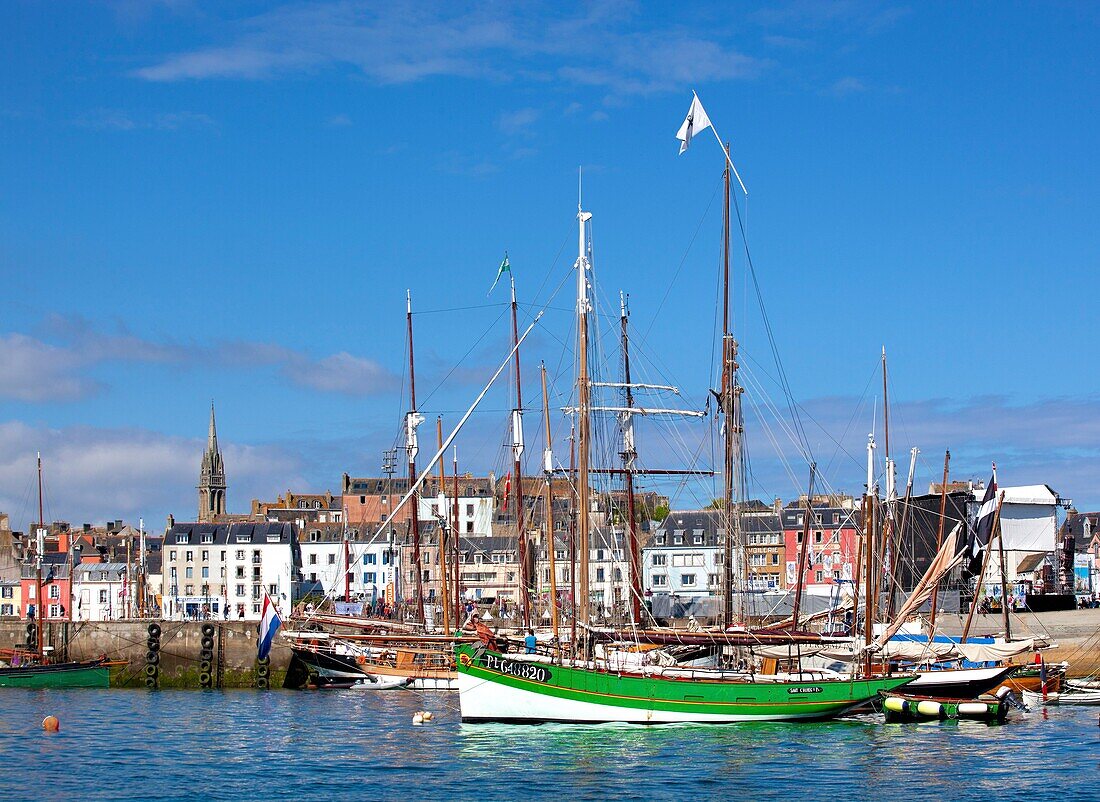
[[619, 293, 643, 625], [138, 517, 146, 618], [928, 450, 951, 630], [575, 205, 593, 648], [568, 421, 578, 651], [888, 447, 919, 619], [863, 433, 877, 670], [876, 348, 895, 627], [791, 465, 817, 629], [541, 362, 560, 646], [342, 506, 351, 604], [35, 452, 44, 655], [436, 417, 451, 635], [509, 269, 530, 628], [452, 447, 461, 625], [405, 290, 426, 625], [997, 492, 1012, 640]]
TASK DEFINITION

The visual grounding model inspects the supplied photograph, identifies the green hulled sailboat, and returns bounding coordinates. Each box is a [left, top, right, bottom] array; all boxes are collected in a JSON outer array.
[[0, 659, 111, 689], [456, 645, 912, 723]]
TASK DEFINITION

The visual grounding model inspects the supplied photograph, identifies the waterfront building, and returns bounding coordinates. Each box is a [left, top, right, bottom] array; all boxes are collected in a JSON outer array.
[[0, 579, 20, 619], [343, 473, 496, 536], [298, 520, 402, 604], [781, 496, 861, 595], [160, 521, 301, 620], [642, 510, 724, 600], [19, 553, 72, 620], [72, 563, 129, 621], [251, 490, 343, 523]]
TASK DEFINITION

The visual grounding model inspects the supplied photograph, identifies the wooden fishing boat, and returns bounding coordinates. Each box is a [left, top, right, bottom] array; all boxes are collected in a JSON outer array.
[[0, 657, 112, 689], [456, 644, 913, 724], [880, 689, 1010, 724], [997, 661, 1067, 695]]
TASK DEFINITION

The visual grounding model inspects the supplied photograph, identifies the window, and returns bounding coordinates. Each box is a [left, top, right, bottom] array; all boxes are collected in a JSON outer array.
[[269, 584, 278, 595], [491, 554, 506, 564], [363, 553, 377, 565], [431, 504, 439, 516], [202, 533, 213, 544], [814, 531, 823, 544], [383, 552, 392, 565], [327, 554, 336, 565], [201, 550, 209, 561], [201, 567, 209, 579], [49, 585, 60, 599], [614, 568, 622, 582], [771, 553, 780, 565], [596, 568, 605, 582], [360, 495, 366, 504], [169, 550, 176, 561], [185, 584, 194, 595], [98, 590, 108, 604], [236, 585, 245, 597], [708, 573, 719, 586], [673, 530, 684, 545], [252, 603, 261, 615], [466, 522, 474, 533], [555, 549, 566, 560], [652, 574, 667, 587], [655, 532, 666, 545], [186, 551, 193, 562], [220, 567, 226, 577], [815, 570, 823, 583], [364, 572, 377, 584], [681, 573, 697, 586], [596, 549, 605, 561], [236, 550, 245, 560], [466, 504, 474, 516], [1, 586, 11, 598], [236, 566, 244, 579], [423, 570, 430, 581], [252, 585, 262, 600], [652, 553, 667, 566], [49, 604, 61, 617], [309, 554, 317, 565], [176, 534, 187, 544], [220, 551, 226, 561], [309, 531, 320, 542], [0, 604, 11, 616], [170, 568, 178, 579], [693, 529, 704, 545], [185, 567, 193, 579]]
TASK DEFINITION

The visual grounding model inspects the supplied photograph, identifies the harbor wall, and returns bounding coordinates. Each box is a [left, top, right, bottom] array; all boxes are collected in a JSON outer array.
[[0, 620, 290, 688]]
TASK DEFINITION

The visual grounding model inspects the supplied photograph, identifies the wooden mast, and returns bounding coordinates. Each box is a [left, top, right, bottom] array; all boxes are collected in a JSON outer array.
[[791, 465, 817, 629], [436, 416, 451, 635], [720, 146, 736, 629], [452, 447, 462, 625], [575, 206, 593, 651], [619, 293, 642, 624], [35, 452, 44, 656], [405, 290, 426, 625], [568, 421, 578, 651], [509, 269, 530, 628], [540, 362, 560, 645], [875, 348, 894, 629], [888, 447, 919, 620], [863, 433, 876, 672], [927, 450, 951, 630], [997, 493, 1012, 640]]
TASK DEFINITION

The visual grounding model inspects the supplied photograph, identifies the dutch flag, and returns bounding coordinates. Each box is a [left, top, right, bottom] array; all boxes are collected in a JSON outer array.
[[258, 592, 282, 660]]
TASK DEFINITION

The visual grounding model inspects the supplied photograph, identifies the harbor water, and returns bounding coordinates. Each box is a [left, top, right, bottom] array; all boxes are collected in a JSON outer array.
[[2, 688, 1098, 801]]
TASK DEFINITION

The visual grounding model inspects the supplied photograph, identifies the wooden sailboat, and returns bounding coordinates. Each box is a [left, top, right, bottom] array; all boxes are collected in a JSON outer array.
[[456, 176, 914, 722]]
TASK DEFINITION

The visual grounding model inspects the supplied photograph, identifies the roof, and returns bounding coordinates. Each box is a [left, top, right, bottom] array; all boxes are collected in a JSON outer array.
[[1016, 552, 1050, 574], [74, 563, 128, 581], [1000, 485, 1060, 506], [166, 521, 297, 545]]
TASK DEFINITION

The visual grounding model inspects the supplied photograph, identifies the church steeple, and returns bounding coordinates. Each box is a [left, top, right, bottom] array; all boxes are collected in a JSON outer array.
[[198, 402, 227, 523]]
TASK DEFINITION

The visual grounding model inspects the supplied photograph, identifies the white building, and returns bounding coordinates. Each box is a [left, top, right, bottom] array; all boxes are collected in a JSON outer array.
[[161, 522, 301, 621], [73, 563, 129, 621], [298, 521, 401, 604]]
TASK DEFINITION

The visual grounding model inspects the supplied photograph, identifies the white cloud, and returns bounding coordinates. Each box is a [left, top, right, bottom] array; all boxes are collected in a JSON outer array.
[[825, 76, 866, 96], [497, 107, 540, 136], [0, 421, 303, 526], [0, 319, 399, 401], [132, 2, 766, 95]]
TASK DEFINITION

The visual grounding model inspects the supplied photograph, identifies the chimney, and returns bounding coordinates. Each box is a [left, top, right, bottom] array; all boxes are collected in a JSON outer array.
[[166, 513, 175, 530]]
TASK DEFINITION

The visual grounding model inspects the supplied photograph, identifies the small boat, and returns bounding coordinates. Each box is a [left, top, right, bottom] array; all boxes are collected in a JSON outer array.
[[0, 658, 112, 689], [1026, 687, 1100, 706], [881, 689, 1011, 724], [997, 661, 1067, 695], [903, 665, 1017, 699], [350, 675, 413, 691]]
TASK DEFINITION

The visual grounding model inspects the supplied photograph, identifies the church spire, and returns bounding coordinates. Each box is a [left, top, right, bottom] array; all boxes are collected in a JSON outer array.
[[199, 402, 227, 523]]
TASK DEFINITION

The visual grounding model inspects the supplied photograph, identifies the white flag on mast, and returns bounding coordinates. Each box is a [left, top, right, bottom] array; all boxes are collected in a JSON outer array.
[[676, 92, 713, 154]]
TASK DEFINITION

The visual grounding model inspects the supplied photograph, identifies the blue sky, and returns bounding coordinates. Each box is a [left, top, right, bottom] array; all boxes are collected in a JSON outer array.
[[2, 1, 1098, 527]]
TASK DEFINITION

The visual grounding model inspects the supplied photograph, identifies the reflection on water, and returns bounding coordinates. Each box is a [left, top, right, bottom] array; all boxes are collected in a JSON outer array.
[[1, 688, 1097, 801]]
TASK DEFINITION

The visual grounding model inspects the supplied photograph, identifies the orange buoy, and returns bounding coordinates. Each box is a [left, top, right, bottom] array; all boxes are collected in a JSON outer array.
[[42, 716, 60, 732]]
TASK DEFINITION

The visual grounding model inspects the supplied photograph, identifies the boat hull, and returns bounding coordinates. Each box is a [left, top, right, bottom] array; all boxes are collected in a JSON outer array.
[[0, 661, 110, 689], [455, 646, 913, 724], [905, 665, 1016, 699]]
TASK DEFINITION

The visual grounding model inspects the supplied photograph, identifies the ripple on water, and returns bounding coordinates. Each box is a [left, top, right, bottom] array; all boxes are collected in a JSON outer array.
[[1, 689, 1098, 801]]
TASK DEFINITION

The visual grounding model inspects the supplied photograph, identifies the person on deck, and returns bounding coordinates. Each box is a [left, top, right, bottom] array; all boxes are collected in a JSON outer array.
[[524, 629, 537, 654], [467, 614, 498, 651]]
